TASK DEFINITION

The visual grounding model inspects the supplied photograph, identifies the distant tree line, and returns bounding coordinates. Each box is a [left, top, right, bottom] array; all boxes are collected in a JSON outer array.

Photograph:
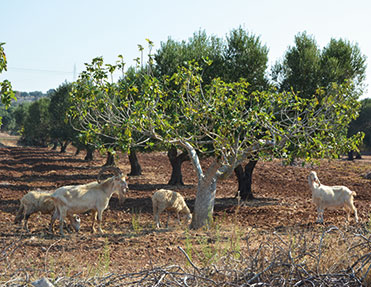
[[15, 90, 51, 103]]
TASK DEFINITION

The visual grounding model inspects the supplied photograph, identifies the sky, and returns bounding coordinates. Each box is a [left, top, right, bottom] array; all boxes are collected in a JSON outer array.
[[1, 0, 370, 99]]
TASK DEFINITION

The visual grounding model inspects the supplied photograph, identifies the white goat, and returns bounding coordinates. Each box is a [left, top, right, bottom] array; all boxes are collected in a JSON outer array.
[[152, 189, 192, 228], [308, 171, 358, 223], [14, 189, 80, 233], [49, 166, 128, 236]]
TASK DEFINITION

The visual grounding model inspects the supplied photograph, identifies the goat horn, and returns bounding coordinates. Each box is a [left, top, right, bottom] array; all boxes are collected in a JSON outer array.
[[97, 166, 122, 183]]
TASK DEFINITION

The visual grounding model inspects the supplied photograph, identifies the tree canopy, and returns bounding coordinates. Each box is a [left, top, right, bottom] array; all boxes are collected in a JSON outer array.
[[49, 82, 79, 152], [154, 30, 225, 85], [0, 43, 16, 125], [21, 97, 50, 146], [223, 27, 269, 90], [271, 32, 367, 100]]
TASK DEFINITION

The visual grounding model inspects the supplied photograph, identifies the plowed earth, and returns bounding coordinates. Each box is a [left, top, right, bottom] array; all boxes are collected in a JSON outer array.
[[0, 136, 370, 276]]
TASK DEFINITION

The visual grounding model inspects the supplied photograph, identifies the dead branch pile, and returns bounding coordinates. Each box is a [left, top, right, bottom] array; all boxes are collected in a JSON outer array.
[[1, 226, 370, 286]]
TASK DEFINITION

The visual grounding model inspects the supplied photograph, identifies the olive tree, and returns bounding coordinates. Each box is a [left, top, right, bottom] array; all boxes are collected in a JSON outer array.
[[272, 32, 366, 99], [223, 27, 269, 89], [271, 32, 321, 98], [320, 38, 366, 92], [49, 82, 79, 152], [223, 27, 269, 200], [21, 97, 51, 147], [154, 30, 225, 85]]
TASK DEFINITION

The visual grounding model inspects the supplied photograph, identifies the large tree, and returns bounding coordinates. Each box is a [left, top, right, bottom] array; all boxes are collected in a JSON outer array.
[[21, 97, 50, 147], [320, 38, 367, 91], [272, 32, 367, 99], [271, 32, 321, 98], [271, 32, 367, 167], [154, 31, 225, 184], [223, 27, 269, 90], [49, 82, 78, 152]]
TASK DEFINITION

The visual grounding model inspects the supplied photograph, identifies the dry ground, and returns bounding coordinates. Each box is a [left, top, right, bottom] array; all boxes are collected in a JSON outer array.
[[0, 134, 370, 283]]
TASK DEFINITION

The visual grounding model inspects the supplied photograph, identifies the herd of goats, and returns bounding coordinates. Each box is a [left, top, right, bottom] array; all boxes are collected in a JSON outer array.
[[13, 166, 358, 236]]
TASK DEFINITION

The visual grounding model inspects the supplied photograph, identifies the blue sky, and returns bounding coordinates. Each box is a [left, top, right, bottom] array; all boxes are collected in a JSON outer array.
[[1, 0, 370, 99]]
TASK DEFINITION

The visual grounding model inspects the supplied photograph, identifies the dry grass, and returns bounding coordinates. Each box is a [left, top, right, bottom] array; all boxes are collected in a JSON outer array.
[[0, 133, 19, 147], [1, 225, 370, 286]]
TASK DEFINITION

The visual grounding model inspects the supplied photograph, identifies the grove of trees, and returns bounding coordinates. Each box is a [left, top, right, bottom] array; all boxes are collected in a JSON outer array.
[[1, 29, 369, 229]]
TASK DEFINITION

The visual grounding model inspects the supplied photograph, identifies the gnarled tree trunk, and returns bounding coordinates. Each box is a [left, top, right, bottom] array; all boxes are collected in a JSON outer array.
[[59, 140, 69, 153], [234, 160, 257, 201], [167, 146, 189, 185], [104, 152, 115, 166], [128, 149, 142, 176], [348, 150, 354, 160], [84, 146, 94, 161], [51, 141, 58, 150]]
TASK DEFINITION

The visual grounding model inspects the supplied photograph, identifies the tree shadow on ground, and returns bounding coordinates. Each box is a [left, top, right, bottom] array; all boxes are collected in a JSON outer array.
[[128, 183, 195, 191], [214, 197, 279, 213]]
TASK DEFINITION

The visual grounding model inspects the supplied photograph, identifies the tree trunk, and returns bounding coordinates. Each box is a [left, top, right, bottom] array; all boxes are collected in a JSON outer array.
[[355, 151, 362, 159], [180, 141, 221, 230], [60, 141, 69, 153], [51, 141, 58, 150], [348, 150, 354, 160], [190, 176, 217, 229], [84, 147, 94, 161], [167, 146, 189, 185], [234, 160, 257, 201], [104, 152, 115, 166], [128, 149, 142, 176]]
